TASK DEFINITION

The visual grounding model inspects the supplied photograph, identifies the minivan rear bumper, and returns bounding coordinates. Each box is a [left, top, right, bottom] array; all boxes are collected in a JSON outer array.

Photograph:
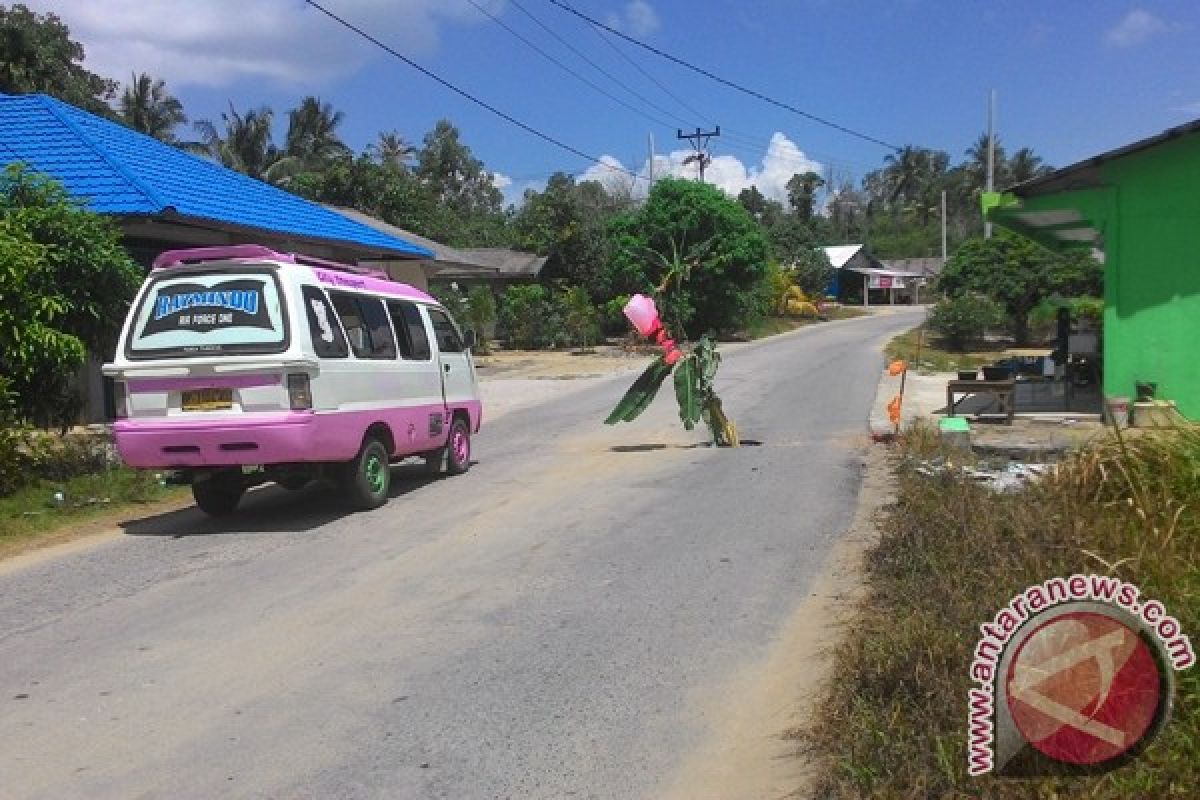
[[114, 412, 338, 468]]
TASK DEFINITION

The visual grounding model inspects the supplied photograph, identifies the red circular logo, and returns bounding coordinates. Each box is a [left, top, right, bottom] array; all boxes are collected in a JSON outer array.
[[1006, 611, 1163, 765]]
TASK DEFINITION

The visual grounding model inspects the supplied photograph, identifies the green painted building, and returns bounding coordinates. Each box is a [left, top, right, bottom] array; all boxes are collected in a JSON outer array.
[[986, 121, 1200, 421]]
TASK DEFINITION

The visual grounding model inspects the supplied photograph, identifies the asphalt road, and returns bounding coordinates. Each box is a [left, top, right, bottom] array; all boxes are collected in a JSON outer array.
[[0, 308, 921, 800]]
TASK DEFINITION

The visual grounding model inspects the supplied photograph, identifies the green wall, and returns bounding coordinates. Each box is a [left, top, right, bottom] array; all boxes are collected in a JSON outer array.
[[1100, 137, 1200, 419]]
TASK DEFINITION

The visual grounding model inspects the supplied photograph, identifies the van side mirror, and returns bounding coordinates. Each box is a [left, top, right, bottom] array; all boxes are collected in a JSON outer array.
[[463, 329, 477, 350]]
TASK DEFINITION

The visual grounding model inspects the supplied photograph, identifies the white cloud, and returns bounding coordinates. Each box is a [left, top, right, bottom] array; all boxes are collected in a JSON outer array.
[[490, 171, 513, 190], [1105, 9, 1168, 48], [36, 0, 499, 88], [605, 0, 660, 38], [580, 132, 823, 204]]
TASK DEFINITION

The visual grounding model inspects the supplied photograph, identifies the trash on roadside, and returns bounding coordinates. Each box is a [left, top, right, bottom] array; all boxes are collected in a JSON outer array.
[[908, 457, 1055, 493]]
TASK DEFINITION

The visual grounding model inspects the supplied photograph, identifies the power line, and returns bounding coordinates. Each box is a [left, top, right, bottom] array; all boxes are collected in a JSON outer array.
[[544, 0, 902, 151], [463, 0, 678, 131], [505, 0, 696, 130], [303, 0, 645, 181]]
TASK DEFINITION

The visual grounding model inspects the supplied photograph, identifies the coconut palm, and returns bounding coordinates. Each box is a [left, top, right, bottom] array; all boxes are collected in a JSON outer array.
[[882, 145, 930, 207], [118, 72, 186, 142], [1009, 147, 1052, 184], [369, 130, 417, 171], [964, 132, 1009, 190], [187, 102, 285, 182], [284, 96, 350, 164]]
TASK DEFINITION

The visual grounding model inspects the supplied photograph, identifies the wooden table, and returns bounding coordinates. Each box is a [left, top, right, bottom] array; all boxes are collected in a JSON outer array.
[[946, 378, 1016, 424]]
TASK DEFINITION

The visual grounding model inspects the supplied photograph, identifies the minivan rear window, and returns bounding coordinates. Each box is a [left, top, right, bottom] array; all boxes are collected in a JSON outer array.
[[126, 269, 287, 359]]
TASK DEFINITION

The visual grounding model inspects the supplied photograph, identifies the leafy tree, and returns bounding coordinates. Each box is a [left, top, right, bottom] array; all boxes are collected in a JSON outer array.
[[790, 246, 835, 299], [188, 102, 286, 182], [414, 118, 496, 209], [936, 232, 1102, 344], [785, 171, 825, 222], [562, 285, 599, 351], [0, 4, 116, 114], [118, 72, 186, 142], [605, 177, 770, 337], [0, 166, 141, 426], [511, 173, 612, 296], [765, 214, 817, 264]]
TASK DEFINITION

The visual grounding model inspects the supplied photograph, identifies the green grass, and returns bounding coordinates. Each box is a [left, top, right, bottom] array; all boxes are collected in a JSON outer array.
[[799, 423, 1200, 798], [887, 326, 1006, 372], [0, 467, 184, 556]]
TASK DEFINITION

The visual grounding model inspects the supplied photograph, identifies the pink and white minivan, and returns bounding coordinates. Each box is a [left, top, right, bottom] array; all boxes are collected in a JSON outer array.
[[103, 245, 482, 516]]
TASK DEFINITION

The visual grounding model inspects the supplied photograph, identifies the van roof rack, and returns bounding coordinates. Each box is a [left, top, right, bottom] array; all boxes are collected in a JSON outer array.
[[152, 245, 389, 279]]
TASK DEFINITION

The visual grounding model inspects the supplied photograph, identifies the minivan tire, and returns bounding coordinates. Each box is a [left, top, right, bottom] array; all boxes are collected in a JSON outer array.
[[344, 436, 391, 510], [446, 417, 471, 476], [192, 469, 245, 516]]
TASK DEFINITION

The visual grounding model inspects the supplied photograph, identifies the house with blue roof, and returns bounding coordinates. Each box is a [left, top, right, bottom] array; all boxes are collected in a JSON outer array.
[[0, 93, 435, 422], [0, 93, 432, 266]]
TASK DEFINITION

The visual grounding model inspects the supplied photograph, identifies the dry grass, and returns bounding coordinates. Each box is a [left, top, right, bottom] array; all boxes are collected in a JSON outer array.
[[886, 327, 1010, 373], [798, 422, 1200, 798]]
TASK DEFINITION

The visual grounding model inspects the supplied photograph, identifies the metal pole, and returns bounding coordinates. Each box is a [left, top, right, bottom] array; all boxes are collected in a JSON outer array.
[[863, 273, 869, 308], [985, 90, 996, 239], [648, 132, 655, 185], [941, 189, 948, 264]]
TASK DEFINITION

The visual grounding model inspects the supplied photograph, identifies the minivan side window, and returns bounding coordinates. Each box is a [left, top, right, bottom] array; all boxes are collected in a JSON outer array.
[[302, 286, 348, 358], [427, 308, 464, 353], [390, 301, 431, 360], [387, 300, 432, 361], [329, 293, 397, 360]]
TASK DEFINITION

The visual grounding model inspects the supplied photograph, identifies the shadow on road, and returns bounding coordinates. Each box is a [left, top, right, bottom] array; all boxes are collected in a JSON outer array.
[[120, 464, 449, 537]]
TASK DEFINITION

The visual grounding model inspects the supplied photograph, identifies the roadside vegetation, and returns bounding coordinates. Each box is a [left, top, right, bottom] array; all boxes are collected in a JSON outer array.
[[800, 423, 1200, 798]]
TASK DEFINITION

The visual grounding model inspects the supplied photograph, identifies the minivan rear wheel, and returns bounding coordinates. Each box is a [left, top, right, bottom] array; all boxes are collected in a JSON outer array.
[[192, 469, 245, 516], [446, 417, 471, 476], [344, 436, 391, 510]]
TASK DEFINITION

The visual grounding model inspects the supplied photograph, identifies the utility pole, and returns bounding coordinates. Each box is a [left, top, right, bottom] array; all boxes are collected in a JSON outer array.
[[677, 126, 720, 182], [941, 189, 948, 265], [648, 132, 655, 185], [985, 89, 996, 239]]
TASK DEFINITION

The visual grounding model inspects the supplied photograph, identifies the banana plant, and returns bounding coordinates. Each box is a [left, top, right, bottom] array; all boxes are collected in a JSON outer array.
[[604, 294, 738, 447]]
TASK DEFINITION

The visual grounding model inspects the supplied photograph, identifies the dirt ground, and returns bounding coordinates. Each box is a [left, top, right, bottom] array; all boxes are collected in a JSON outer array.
[[473, 345, 652, 380]]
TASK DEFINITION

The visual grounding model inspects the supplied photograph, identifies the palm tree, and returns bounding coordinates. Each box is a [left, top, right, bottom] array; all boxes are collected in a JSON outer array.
[[368, 130, 417, 171], [187, 102, 284, 181], [1008, 147, 1052, 184], [285, 96, 350, 164], [118, 72, 186, 142], [964, 132, 1009, 191], [882, 145, 930, 208]]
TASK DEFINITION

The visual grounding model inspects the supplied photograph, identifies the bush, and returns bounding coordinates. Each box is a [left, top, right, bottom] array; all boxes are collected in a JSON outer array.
[[929, 293, 1002, 350], [562, 286, 600, 350], [602, 294, 631, 336], [498, 284, 571, 349], [465, 286, 497, 353]]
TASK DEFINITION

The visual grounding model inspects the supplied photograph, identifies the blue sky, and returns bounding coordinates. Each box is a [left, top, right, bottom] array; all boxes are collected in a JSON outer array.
[[39, 1, 1200, 204]]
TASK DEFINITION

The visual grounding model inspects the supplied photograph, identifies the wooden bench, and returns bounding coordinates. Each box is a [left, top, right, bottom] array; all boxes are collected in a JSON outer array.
[[946, 378, 1016, 424]]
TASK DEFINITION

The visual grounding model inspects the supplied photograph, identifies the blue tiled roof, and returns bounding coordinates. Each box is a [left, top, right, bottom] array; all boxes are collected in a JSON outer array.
[[0, 94, 432, 259]]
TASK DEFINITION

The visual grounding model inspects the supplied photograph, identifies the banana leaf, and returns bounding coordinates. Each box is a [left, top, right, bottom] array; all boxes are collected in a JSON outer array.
[[604, 356, 673, 424], [673, 354, 701, 430]]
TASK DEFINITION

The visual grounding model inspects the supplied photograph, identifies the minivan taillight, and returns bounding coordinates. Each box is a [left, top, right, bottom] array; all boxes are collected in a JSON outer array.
[[287, 373, 312, 410], [113, 380, 129, 418]]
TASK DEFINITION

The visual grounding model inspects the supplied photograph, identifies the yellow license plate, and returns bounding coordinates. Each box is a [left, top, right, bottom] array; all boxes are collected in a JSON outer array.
[[181, 388, 233, 411]]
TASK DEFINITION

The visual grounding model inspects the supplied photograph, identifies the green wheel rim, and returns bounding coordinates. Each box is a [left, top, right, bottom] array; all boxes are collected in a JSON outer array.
[[365, 452, 387, 495]]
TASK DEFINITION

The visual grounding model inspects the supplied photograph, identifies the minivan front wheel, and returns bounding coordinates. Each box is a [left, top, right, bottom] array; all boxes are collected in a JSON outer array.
[[344, 436, 391, 510], [192, 469, 245, 516]]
